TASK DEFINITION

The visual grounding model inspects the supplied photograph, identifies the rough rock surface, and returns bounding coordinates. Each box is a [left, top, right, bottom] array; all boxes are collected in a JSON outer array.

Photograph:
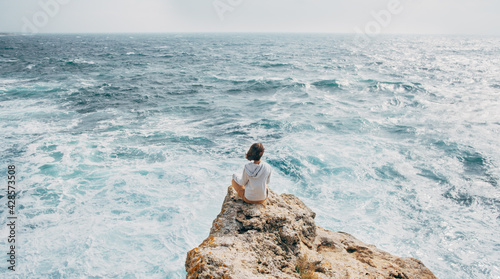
[[186, 186, 437, 279]]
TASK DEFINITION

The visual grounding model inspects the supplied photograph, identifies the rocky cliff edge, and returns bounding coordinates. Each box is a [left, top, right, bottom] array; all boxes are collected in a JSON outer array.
[[185, 186, 437, 279]]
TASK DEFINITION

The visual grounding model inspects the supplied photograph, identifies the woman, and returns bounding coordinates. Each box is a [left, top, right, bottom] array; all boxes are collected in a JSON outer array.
[[232, 143, 272, 204]]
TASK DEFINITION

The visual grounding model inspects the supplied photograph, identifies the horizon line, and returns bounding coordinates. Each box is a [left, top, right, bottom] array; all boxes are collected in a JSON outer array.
[[1, 31, 498, 37]]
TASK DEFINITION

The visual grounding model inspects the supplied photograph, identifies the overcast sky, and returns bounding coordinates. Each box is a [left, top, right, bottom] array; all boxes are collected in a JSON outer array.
[[0, 0, 498, 34]]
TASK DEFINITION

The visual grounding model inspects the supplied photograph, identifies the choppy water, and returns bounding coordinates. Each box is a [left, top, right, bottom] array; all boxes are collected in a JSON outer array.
[[0, 33, 499, 278]]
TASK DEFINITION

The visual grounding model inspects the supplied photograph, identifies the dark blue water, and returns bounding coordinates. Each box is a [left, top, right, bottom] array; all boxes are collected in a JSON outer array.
[[0, 34, 499, 278]]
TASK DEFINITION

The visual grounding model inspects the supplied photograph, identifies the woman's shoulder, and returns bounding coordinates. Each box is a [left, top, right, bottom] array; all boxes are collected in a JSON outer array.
[[245, 161, 257, 167], [244, 161, 271, 169], [244, 161, 270, 169], [261, 161, 272, 170], [244, 162, 258, 172]]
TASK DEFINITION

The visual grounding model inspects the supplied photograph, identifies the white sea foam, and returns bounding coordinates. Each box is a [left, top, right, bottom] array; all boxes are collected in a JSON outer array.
[[0, 34, 499, 279]]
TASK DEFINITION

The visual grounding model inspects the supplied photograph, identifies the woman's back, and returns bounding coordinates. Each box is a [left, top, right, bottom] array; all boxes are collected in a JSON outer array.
[[233, 161, 272, 201], [232, 143, 272, 203]]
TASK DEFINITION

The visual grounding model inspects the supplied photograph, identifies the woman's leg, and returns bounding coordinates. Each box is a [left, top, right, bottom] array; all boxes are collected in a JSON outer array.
[[231, 179, 246, 199], [244, 188, 267, 204], [232, 179, 267, 204]]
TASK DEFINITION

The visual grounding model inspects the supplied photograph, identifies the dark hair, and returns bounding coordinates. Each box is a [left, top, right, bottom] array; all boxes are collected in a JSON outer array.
[[246, 143, 265, 161]]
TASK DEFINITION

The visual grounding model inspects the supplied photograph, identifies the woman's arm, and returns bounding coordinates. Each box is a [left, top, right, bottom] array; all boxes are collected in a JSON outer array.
[[233, 168, 249, 186]]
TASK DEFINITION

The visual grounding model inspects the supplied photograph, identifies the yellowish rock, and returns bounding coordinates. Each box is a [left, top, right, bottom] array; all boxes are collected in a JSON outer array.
[[186, 186, 437, 279]]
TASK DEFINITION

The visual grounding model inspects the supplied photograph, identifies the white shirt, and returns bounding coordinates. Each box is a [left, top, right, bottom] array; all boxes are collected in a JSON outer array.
[[233, 161, 272, 201]]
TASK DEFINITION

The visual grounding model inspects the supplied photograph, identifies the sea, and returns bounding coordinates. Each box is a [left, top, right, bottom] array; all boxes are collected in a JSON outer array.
[[0, 33, 499, 278]]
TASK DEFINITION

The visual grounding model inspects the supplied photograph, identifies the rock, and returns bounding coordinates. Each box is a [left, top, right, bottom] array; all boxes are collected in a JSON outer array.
[[185, 186, 437, 279]]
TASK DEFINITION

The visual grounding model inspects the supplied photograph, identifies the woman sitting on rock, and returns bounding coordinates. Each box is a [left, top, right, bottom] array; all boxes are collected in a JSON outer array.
[[232, 143, 272, 204]]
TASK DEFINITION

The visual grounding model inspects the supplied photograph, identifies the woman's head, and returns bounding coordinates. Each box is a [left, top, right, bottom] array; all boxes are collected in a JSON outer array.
[[246, 143, 265, 161]]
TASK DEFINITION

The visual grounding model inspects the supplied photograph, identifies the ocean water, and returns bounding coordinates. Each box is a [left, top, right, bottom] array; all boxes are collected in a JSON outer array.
[[0, 33, 499, 278]]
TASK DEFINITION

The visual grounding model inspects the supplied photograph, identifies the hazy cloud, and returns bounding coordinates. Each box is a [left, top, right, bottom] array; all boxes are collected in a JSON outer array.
[[0, 0, 498, 34]]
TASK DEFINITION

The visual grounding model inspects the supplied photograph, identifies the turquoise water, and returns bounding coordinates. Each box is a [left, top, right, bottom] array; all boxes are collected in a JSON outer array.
[[0, 34, 499, 278]]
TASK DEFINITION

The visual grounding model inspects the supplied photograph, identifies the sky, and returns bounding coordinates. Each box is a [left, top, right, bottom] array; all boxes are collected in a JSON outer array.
[[0, 0, 499, 35]]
